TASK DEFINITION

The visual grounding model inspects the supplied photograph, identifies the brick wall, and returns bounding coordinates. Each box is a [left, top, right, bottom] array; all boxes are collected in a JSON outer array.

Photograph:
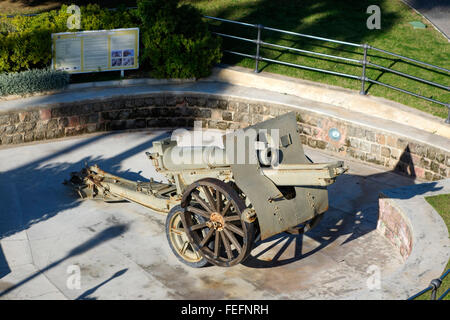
[[0, 93, 448, 181]]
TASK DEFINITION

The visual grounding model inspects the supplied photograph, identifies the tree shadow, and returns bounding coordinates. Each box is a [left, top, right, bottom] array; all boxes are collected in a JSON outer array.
[[205, 0, 448, 99], [0, 127, 444, 279], [0, 131, 169, 240], [208, 0, 399, 59], [0, 130, 169, 285], [257, 45, 364, 74], [242, 146, 443, 269], [364, 59, 399, 93]]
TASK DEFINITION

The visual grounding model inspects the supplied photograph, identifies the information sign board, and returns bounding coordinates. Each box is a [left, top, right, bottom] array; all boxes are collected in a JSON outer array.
[[51, 28, 139, 73]]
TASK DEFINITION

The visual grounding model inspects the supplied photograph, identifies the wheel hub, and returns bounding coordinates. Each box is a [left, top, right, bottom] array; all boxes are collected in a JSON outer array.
[[182, 178, 255, 267], [208, 212, 225, 231]]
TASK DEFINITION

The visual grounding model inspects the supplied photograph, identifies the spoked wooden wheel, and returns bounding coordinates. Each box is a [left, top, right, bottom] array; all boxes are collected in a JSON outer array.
[[181, 178, 255, 267], [165, 205, 209, 268]]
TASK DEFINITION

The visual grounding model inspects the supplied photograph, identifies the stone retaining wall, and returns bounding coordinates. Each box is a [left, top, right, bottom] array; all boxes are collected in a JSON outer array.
[[0, 93, 449, 181], [378, 197, 413, 260]]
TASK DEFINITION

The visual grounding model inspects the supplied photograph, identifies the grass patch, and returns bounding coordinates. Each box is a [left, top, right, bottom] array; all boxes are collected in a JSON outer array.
[[417, 193, 450, 300], [187, 0, 449, 119], [426, 194, 450, 226]]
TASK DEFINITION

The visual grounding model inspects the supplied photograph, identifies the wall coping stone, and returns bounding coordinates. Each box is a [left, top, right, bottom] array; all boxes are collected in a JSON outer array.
[[208, 65, 450, 140]]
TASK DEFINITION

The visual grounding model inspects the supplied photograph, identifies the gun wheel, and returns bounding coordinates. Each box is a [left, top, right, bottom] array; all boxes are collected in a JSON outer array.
[[181, 178, 255, 267], [166, 205, 209, 268]]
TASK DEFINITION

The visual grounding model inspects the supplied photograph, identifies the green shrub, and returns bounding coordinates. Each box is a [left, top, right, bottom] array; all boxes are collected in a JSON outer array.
[[137, 0, 222, 78], [81, 4, 139, 31], [0, 9, 69, 72], [0, 5, 138, 73], [0, 2, 221, 79], [0, 68, 70, 96]]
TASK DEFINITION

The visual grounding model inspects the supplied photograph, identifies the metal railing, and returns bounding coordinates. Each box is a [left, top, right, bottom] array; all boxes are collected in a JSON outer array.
[[408, 269, 449, 300], [204, 16, 450, 124]]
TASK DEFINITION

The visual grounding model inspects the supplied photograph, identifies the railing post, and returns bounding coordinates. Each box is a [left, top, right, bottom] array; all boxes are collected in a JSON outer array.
[[360, 44, 368, 95], [446, 104, 450, 124], [254, 24, 262, 73], [430, 278, 442, 300]]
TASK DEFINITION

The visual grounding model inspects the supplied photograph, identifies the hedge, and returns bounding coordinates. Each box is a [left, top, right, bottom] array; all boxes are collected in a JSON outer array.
[[0, 1, 221, 82], [0, 5, 138, 73], [0, 68, 70, 96]]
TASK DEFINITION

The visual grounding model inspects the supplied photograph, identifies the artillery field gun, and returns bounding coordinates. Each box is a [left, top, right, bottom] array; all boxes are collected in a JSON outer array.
[[66, 112, 347, 267]]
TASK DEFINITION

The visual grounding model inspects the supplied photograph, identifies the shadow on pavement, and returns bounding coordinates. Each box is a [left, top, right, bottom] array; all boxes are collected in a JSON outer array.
[[0, 131, 169, 240], [76, 268, 128, 300], [0, 225, 128, 298], [0, 244, 10, 279], [0, 131, 168, 285], [243, 147, 442, 269], [0, 130, 444, 285]]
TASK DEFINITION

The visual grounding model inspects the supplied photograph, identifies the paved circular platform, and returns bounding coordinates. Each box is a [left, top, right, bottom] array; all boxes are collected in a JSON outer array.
[[0, 130, 420, 299]]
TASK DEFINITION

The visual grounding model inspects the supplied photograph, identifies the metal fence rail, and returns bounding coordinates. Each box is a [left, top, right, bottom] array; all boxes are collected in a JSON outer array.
[[204, 15, 450, 124], [408, 269, 449, 300]]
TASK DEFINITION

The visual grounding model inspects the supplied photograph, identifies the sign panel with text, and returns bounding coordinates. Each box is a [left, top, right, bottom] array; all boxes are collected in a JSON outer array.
[[51, 28, 139, 74]]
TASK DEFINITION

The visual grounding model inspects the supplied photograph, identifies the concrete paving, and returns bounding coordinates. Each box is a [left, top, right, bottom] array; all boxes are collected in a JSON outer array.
[[0, 130, 422, 299], [402, 0, 450, 39]]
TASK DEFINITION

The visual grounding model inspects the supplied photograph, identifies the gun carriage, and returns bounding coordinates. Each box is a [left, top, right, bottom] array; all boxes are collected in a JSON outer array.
[[66, 112, 346, 267]]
